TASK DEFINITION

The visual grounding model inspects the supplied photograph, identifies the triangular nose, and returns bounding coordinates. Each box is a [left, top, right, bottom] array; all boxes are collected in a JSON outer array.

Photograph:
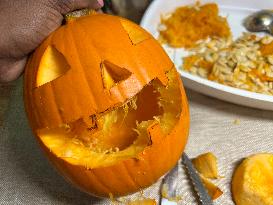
[[101, 60, 132, 90]]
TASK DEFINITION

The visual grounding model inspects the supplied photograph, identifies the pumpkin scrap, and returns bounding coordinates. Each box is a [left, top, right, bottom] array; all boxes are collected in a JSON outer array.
[[192, 152, 220, 179], [201, 175, 223, 200], [232, 153, 273, 205], [126, 198, 157, 205], [192, 152, 223, 200], [183, 55, 199, 71], [24, 13, 190, 197], [159, 3, 231, 48], [161, 183, 183, 202], [260, 41, 273, 56]]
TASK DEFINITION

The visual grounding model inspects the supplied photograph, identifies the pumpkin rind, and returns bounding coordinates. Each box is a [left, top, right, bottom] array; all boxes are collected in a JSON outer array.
[[24, 13, 189, 197]]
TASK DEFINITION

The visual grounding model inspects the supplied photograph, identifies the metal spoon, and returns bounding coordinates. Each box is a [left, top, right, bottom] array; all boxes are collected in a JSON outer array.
[[160, 163, 179, 205], [244, 10, 273, 35]]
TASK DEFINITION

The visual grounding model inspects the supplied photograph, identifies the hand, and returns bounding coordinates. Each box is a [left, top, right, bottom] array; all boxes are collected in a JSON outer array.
[[0, 0, 104, 83]]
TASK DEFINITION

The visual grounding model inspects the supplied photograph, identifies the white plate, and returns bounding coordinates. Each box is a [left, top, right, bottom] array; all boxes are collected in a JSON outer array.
[[140, 0, 273, 110]]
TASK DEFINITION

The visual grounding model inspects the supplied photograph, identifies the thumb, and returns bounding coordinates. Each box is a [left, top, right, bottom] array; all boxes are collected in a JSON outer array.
[[0, 0, 104, 83]]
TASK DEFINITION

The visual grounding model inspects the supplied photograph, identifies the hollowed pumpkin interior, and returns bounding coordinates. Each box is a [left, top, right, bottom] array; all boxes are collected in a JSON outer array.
[[37, 67, 182, 168]]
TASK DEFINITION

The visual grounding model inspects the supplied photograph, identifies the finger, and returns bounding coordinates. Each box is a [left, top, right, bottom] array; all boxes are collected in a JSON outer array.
[[55, 0, 104, 14], [0, 57, 27, 83]]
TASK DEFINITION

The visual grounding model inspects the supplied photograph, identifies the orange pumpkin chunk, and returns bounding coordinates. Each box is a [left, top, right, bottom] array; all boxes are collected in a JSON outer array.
[[201, 175, 223, 200], [232, 153, 273, 205], [159, 3, 231, 48], [192, 152, 220, 179]]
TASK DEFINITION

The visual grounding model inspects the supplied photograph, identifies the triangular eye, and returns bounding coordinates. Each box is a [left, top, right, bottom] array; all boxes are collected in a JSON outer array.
[[120, 19, 150, 45], [101, 60, 132, 90], [36, 46, 70, 87]]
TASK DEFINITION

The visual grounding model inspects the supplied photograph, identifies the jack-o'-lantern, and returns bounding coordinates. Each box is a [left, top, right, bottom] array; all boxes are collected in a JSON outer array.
[[24, 13, 189, 197]]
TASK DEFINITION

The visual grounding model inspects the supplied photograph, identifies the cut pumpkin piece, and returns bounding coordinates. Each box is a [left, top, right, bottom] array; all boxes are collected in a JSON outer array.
[[260, 41, 273, 56], [200, 175, 223, 200], [192, 152, 220, 179], [232, 153, 273, 205]]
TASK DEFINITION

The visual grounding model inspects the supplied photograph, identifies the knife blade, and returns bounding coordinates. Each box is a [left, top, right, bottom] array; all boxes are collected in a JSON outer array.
[[160, 163, 179, 205], [182, 153, 214, 205]]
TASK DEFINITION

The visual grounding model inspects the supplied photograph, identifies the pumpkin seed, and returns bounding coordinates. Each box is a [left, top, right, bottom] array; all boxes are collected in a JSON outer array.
[[182, 33, 273, 95]]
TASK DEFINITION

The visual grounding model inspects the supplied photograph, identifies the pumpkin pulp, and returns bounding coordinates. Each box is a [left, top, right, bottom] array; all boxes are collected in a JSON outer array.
[[37, 68, 182, 169]]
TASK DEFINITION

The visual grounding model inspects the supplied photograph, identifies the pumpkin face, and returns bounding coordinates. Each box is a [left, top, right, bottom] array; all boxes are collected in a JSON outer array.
[[24, 13, 189, 197]]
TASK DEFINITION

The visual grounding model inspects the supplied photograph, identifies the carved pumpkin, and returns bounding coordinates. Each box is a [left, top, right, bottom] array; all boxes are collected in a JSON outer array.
[[24, 13, 189, 197]]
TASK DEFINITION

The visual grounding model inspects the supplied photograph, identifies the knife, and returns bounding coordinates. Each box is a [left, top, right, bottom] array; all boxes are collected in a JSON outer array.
[[160, 163, 179, 205], [182, 153, 214, 205]]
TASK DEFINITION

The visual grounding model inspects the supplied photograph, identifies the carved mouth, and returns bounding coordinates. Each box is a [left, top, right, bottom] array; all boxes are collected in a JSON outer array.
[[37, 68, 182, 168]]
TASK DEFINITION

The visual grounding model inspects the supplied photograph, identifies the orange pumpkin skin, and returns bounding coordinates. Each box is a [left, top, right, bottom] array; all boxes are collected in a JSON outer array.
[[24, 14, 189, 197]]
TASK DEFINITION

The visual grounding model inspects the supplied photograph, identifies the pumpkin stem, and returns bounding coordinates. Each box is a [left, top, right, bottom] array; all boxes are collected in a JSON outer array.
[[65, 9, 97, 23]]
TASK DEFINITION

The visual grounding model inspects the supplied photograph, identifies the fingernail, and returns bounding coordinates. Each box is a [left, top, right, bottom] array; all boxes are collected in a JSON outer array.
[[97, 0, 104, 7]]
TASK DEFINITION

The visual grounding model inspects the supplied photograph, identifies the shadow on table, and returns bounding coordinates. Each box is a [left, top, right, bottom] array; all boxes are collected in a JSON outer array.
[[5, 79, 102, 205], [186, 88, 273, 121]]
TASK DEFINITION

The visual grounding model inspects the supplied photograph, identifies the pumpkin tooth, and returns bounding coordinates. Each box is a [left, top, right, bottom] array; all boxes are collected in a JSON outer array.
[[83, 115, 97, 129]]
